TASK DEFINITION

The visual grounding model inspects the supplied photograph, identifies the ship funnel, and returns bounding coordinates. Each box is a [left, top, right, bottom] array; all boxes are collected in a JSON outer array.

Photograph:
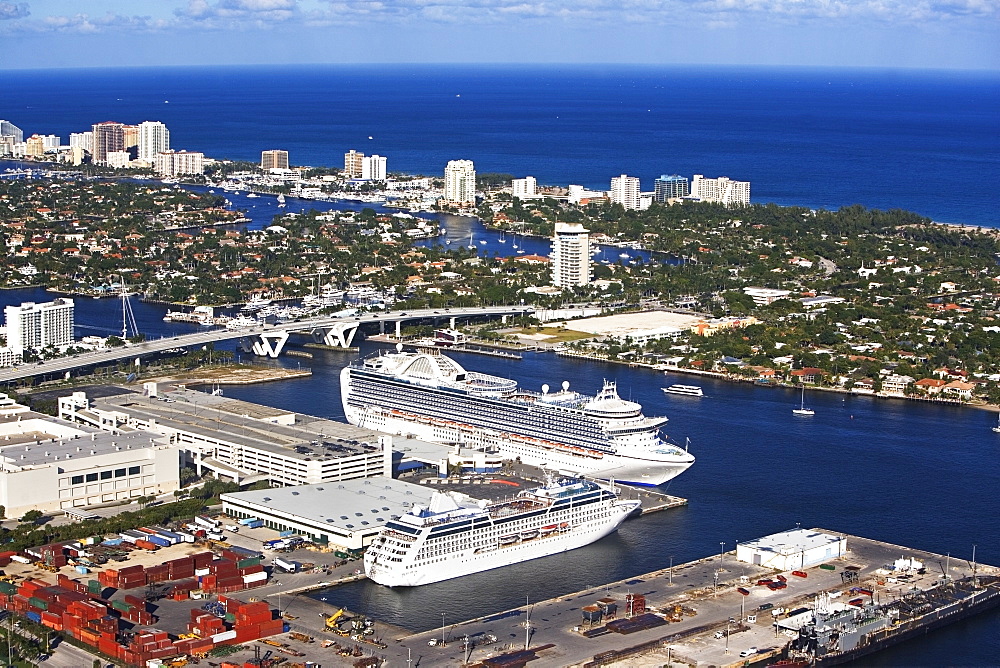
[[562, 380, 570, 391], [541, 384, 549, 394]]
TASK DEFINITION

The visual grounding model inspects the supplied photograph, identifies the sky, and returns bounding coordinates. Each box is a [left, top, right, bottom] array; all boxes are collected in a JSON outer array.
[[0, 0, 997, 71]]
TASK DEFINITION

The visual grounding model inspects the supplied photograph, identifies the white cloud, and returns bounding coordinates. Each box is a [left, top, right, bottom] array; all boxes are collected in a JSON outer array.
[[0, 1, 29, 20], [7, 0, 998, 35]]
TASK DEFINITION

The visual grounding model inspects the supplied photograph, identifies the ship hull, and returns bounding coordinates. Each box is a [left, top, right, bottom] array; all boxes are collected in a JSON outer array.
[[341, 366, 692, 486], [364, 501, 637, 587]]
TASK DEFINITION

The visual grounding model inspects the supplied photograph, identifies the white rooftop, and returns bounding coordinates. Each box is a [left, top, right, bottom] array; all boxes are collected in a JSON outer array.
[[221, 477, 436, 536], [739, 528, 844, 556]]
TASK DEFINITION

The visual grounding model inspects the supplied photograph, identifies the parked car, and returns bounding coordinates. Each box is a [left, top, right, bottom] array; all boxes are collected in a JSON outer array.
[[740, 647, 758, 658]]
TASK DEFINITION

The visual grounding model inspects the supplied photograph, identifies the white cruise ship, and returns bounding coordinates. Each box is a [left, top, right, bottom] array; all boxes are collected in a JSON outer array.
[[340, 349, 695, 485], [364, 475, 639, 586]]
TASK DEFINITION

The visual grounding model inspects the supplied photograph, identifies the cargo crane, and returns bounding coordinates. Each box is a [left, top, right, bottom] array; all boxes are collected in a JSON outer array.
[[324, 608, 346, 631]]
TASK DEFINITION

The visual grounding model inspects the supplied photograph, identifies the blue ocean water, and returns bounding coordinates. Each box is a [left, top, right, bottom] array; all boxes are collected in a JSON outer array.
[[0, 287, 996, 665], [2, 65, 999, 226]]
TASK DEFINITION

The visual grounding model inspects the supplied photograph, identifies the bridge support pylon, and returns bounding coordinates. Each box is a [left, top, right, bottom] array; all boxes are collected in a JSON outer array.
[[239, 330, 290, 358], [310, 322, 360, 348]]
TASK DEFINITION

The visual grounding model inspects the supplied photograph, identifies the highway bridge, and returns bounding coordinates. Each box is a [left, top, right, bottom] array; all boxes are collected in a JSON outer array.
[[0, 305, 533, 384]]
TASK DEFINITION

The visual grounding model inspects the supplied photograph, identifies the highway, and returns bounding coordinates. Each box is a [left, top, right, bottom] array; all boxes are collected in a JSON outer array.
[[0, 305, 533, 384]]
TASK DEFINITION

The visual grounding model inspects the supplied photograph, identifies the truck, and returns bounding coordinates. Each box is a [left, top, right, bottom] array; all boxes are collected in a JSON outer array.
[[205, 531, 225, 541], [224, 525, 240, 533], [195, 515, 220, 530], [244, 519, 264, 529], [273, 557, 299, 573]]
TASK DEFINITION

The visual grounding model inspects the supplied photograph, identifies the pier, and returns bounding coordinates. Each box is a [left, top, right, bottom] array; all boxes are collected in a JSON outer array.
[[204, 530, 998, 668]]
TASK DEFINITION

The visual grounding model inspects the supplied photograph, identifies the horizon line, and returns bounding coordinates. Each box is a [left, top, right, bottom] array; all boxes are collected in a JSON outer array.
[[3, 62, 999, 75]]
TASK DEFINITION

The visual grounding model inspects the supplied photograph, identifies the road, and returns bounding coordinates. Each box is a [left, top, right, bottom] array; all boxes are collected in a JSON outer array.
[[0, 305, 534, 385]]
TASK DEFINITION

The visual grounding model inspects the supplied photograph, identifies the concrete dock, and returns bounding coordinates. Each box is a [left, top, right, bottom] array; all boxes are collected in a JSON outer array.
[[207, 529, 997, 668]]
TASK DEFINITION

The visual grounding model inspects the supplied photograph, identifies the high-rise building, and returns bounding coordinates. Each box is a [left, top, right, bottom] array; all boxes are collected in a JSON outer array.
[[654, 174, 689, 202], [4, 298, 75, 356], [361, 154, 386, 181], [261, 149, 289, 170], [344, 150, 364, 178], [0, 120, 23, 144], [512, 176, 537, 199], [691, 174, 751, 206], [69, 132, 93, 152], [122, 125, 139, 152], [91, 121, 125, 164], [40, 135, 60, 150], [609, 174, 641, 210], [443, 159, 476, 206], [154, 150, 205, 176], [551, 223, 591, 288], [138, 122, 170, 161], [24, 135, 45, 158]]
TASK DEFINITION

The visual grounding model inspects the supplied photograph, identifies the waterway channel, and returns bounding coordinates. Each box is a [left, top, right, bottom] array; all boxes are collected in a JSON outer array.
[[0, 287, 997, 666]]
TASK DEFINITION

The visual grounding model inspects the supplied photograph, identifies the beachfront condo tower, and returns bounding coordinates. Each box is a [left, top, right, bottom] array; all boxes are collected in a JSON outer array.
[[691, 174, 750, 206], [91, 121, 125, 165], [443, 159, 476, 207], [344, 150, 364, 178], [138, 122, 171, 161], [551, 222, 592, 288], [362, 155, 387, 181], [261, 149, 289, 170], [654, 174, 690, 202], [610, 174, 641, 210]]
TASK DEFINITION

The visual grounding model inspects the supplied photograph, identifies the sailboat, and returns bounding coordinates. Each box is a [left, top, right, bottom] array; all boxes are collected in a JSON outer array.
[[277, 194, 286, 207], [467, 231, 476, 249], [992, 413, 1000, 433], [499, 229, 507, 244], [511, 233, 518, 250], [792, 386, 815, 416]]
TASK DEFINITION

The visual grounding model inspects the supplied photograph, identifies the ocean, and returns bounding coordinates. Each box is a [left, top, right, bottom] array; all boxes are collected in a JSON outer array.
[[2, 65, 999, 226], [0, 287, 998, 665], [2, 64, 999, 663]]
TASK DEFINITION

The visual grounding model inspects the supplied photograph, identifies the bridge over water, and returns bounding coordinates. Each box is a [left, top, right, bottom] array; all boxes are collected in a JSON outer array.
[[0, 305, 533, 384]]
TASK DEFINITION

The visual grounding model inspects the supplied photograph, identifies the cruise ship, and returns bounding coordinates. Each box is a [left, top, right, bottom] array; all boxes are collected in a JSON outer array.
[[364, 475, 640, 586], [340, 348, 695, 485]]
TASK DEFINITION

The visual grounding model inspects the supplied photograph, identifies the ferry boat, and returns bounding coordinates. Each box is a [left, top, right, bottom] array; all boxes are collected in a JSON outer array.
[[340, 348, 695, 485], [662, 384, 703, 397], [364, 474, 640, 586]]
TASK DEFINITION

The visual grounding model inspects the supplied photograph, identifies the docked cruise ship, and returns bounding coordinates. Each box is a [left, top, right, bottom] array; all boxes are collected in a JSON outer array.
[[364, 475, 640, 586], [340, 349, 695, 485]]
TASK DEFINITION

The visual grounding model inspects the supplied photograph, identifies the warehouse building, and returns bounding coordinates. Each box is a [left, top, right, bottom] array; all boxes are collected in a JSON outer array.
[[220, 477, 436, 550], [0, 410, 178, 517], [736, 528, 848, 571], [58, 384, 392, 487]]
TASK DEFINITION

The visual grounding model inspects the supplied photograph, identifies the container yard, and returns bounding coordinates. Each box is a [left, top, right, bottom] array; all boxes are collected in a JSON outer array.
[[0, 507, 995, 667]]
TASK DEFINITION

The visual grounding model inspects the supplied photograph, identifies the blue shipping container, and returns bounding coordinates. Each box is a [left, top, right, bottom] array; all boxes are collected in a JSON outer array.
[[245, 520, 264, 529], [101, 538, 124, 546], [279, 530, 297, 538], [26, 611, 41, 623], [147, 536, 170, 547], [237, 517, 259, 526], [75, 565, 89, 574]]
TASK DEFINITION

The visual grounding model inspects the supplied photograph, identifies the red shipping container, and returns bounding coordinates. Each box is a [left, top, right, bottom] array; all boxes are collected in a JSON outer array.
[[191, 552, 213, 567]]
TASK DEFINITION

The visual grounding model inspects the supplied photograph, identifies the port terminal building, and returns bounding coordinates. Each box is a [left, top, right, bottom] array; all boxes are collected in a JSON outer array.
[[220, 477, 437, 550], [736, 528, 848, 571], [0, 400, 179, 518], [57, 383, 497, 486]]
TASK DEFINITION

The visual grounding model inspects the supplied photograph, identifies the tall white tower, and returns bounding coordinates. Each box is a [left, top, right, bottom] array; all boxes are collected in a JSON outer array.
[[4, 298, 75, 356], [443, 160, 476, 206], [551, 223, 591, 288], [362, 155, 387, 181], [138, 121, 170, 161], [610, 174, 641, 210]]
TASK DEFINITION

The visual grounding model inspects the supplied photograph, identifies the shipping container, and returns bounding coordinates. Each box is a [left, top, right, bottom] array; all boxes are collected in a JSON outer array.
[[195, 515, 220, 529], [244, 520, 264, 529]]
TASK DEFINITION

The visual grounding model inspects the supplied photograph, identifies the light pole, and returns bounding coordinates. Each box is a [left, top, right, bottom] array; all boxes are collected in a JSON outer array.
[[669, 555, 673, 585], [725, 617, 731, 654], [524, 595, 531, 651], [441, 613, 446, 647]]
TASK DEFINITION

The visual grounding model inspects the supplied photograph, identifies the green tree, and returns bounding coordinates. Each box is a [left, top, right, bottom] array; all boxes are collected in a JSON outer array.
[[20, 509, 43, 523]]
